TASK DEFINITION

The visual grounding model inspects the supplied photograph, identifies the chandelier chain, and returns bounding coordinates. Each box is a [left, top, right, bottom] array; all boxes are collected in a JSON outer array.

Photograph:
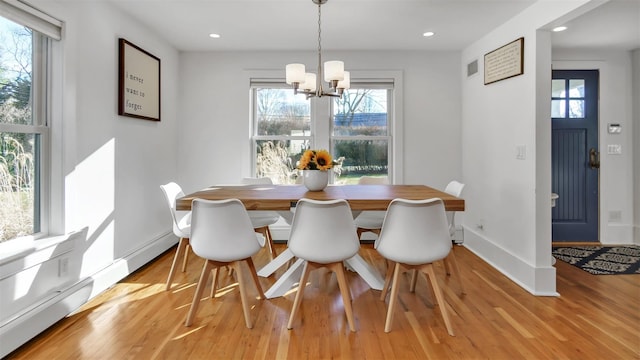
[[316, 1, 322, 93]]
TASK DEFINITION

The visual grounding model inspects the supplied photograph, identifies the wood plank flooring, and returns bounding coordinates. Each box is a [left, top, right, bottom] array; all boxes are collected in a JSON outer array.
[[6, 244, 640, 359]]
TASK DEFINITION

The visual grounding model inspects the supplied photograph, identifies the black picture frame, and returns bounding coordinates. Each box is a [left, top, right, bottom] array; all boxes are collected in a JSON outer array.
[[484, 37, 524, 85], [118, 38, 161, 121]]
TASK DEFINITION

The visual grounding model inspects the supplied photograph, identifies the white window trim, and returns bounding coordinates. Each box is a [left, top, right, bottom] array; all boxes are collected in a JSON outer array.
[[245, 69, 404, 183]]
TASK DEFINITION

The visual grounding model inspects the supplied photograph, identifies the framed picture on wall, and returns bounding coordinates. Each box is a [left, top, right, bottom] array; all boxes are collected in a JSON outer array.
[[484, 37, 524, 85], [118, 38, 161, 121]]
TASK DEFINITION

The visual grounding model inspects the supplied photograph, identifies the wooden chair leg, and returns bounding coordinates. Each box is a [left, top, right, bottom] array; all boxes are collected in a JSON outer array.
[[380, 260, 394, 301], [384, 263, 402, 333], [166, 237, 189, 291], [287, 262, 312, 329], [423, 263, 455, 336], [330, 262, 356, 332], [234, 261, 255, 329], [356, 227, 364, 239], [444, 250, 466, 295], [182, 244, 190, 272], [409, 269, 418, 293], [209, 267, 220, 299], [265, 227, 277, 260], [246, 257, 265, 299], [185, 260, 213, 326]]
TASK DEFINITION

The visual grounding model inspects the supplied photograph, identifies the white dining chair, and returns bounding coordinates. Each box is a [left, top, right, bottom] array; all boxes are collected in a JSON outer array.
[[184, 198, 265, 328], [286, 198, 361, 332], [376, 198, 455, 335], [353, 175, 389, 239], [160, 182, 192, 291], [241, 177, 281, 260]]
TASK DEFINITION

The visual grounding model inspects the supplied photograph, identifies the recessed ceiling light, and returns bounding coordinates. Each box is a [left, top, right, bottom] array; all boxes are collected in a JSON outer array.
[[552, 26, 567, 32], [423, 31, 435, 37], [209, 33, 221, 38]]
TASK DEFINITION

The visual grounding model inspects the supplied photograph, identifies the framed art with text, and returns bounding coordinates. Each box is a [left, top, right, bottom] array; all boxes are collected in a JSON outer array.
[[484, 37, 524, 85], [118, 38, 161, 121]]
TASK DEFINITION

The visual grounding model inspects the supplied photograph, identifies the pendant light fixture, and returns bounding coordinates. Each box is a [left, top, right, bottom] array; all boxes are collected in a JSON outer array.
[[285, 0, 350, 98]]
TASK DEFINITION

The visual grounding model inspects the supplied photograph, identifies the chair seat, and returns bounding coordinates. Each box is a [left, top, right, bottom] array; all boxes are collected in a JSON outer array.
[[248, 213, 281, 228], [353, 211, 385, 229]]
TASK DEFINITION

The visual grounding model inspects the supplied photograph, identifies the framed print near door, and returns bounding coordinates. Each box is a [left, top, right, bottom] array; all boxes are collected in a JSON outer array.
[[118, 38, 161, 121]]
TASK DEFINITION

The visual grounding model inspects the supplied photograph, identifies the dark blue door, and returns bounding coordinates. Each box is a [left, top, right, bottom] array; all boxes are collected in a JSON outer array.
[[551, 70, 599, 242]]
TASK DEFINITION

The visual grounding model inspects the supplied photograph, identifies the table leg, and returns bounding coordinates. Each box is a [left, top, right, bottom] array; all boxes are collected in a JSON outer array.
[[257, 248, 294, 277], [344, 254, 384, 290], [263, 258, 305, 299]]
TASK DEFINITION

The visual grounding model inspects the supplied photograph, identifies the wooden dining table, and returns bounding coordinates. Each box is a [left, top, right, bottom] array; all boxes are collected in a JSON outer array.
[[177, 184, 465, 298]]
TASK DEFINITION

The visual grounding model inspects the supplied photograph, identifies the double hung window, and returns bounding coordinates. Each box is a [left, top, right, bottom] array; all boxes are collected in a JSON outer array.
[[251, 79, 394, 184], [0, 5, 61, 243]]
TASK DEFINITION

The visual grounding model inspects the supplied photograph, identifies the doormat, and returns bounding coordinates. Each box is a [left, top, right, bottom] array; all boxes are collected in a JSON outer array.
[[552, 246, 640, 275]]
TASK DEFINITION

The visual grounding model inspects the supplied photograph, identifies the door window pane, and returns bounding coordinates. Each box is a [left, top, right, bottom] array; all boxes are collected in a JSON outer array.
[[569, 79, 585, 97], [551, 100, 565, 118], [551, 80, 565, 97], [569, 100, 584, 118]]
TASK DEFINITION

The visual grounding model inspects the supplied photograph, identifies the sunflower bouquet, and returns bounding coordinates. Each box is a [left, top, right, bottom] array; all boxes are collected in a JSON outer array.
[[296, 149, 334, 171]]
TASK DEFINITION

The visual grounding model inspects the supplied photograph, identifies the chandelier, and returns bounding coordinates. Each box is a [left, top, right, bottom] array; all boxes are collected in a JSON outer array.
[[285, 0, 350, 98]]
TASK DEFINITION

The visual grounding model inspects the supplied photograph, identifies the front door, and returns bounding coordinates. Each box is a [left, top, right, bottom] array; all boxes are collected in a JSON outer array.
[[551, 70, 599, 242]]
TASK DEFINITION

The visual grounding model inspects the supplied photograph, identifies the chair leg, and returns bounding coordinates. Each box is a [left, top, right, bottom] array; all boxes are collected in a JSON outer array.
[[384, 263, 402, 333], [182, 244, 190, 272], [246, 257, 265, 299], [444, 250, 466, 295], [380, 260, 394, 301], [409, 269, 418, 293], [329, 262, 356, 332], [256, 226, 277, 261], [356, 227, 364, 239], [234, 261, 255, 329], [185, 260, 213, 326], [209, 267, 220, 299], [166, 237, 189, 291], [287, 261, 312, 330], [422, 263, 455, 336]]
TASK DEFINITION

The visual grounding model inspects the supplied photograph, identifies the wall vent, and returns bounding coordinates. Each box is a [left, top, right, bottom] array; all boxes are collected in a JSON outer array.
[[467, 60, 478, 77]]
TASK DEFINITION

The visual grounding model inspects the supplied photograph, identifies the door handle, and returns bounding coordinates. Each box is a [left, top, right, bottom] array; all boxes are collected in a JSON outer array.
[[589, 148, 600, 169]]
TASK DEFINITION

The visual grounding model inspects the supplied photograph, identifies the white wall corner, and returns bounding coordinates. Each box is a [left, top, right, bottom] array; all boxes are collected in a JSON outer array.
[[463, 227, 559, 296]]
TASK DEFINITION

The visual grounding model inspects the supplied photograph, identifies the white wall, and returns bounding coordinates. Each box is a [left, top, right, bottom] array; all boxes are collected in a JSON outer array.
[[552, 49, 636, 244], [177, 51, 462, 193], [460, 0, 598, 296], [0, 2, 180, 356]]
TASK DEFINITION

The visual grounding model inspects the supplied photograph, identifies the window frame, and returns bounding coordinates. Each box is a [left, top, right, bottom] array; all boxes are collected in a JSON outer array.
[[247, 70, 403, 184], [0, 12, 55, 243]]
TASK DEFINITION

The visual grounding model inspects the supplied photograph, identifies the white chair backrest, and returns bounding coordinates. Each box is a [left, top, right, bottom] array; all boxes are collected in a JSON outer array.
[[241, 177, 274, 185], [160, 182, 190, 238], [375, 198, 451, 264], [358, 176, 389, 185], [444, 180, 465, 236], [190, 198, 262, 262], [288, 198, 360, 263]]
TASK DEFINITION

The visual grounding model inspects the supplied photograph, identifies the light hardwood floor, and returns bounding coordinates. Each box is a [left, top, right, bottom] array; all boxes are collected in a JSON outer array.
[[7, 244, 640, 359]]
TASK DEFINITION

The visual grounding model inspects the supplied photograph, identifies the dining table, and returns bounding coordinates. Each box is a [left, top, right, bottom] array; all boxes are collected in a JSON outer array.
[[176, 184, 465, 298]]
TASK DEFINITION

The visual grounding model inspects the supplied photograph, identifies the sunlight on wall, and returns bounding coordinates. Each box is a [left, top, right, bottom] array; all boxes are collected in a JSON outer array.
[[66, 139, 115, 278]]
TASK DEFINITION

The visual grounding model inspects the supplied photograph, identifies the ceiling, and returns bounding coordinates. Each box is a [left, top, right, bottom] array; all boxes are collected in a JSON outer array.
[[107, 0, 639, 52]]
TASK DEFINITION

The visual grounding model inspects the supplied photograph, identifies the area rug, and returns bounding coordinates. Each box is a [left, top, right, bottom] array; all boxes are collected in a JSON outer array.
[[552, 246, 640, 275]]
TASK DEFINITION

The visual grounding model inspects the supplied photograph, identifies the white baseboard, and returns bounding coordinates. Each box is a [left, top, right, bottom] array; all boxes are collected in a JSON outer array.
[[0, 232, 176, 358], [462, 227, 558, 297]]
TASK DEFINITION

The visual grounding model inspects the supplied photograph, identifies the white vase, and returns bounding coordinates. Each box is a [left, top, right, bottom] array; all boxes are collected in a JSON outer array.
[[303, 170, 329, 191]]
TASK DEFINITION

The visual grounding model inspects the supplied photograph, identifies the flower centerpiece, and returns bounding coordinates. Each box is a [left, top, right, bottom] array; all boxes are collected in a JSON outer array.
[[297, 149, 334, 191]]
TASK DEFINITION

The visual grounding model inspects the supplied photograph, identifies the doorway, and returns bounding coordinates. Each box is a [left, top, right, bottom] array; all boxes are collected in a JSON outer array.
[[551, 70, 599, 242]]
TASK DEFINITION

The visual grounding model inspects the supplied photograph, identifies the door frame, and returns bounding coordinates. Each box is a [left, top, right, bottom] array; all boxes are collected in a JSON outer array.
[[551, 62, 603, 245]]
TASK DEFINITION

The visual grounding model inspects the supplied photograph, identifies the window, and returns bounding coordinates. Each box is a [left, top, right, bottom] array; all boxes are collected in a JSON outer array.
[[551, 78, 585, 118], [251, 79, 395, 185], [0, 5, 60, 243], [331, 84, 392, 184]]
